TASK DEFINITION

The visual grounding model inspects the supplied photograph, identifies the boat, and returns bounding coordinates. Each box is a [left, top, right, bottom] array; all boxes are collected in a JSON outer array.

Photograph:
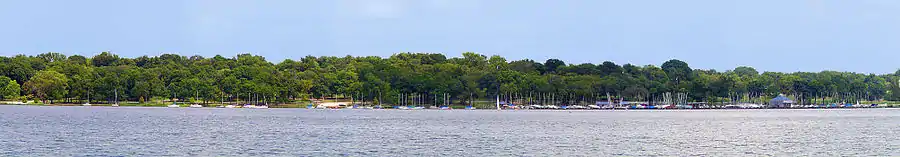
[[568, 105, 588, 110], [602, 105, 615, 109], [546, 105, 560, 110], [245, 105, 264, 109], [189, 104, 203, 108], [588, 105, 602, 109], [111, 88, 119, 107], [225, 104, 236, 108], [465, 105, 477, 110], [842, 103, 854, 108], [317, 102, 343, 109], [723, 105, 742, 109], [83, 92, 93, 106], [495, 95, 501, 110], [216, 105, 225, 108], [168, 93, 181, 108], [745, 104, 763, 109], [439, 106, 451, 110]]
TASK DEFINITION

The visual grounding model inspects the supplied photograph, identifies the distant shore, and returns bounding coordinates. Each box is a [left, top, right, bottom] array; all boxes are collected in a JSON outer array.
[[4, 102, 899, 110]]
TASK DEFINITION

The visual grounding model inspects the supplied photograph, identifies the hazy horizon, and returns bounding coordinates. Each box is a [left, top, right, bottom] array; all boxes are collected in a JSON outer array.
[[3, 0, 900, 73]]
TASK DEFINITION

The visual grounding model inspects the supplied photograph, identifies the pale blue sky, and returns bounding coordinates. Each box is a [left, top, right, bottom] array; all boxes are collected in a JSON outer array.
[[1, 0, 899, 73]]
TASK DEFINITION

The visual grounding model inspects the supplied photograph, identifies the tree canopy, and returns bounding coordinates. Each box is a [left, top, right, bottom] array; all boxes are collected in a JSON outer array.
[[24, 70, 68, 103], [0, 52, 895, 105], [0, 76, 19, 99]]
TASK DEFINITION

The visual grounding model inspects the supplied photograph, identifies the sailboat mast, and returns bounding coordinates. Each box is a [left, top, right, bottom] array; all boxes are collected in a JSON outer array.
[[496, 94, 501, 110]]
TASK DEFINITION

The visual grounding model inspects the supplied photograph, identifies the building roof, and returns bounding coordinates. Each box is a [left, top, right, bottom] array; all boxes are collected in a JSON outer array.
[[770, 95, 794, 103]]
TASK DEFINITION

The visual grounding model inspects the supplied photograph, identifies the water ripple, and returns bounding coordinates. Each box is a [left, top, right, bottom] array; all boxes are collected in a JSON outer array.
[[0, 106, 898, 156]]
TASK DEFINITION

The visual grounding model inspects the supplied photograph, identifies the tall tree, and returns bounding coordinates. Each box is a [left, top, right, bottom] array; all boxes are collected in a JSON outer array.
[[25, 70, 69, 103], [92, 52, 119, 66], [543, 59, 565, 74], [0, 76, 19, 100]]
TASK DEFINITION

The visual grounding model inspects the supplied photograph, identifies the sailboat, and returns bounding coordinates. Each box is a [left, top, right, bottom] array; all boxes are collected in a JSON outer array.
[[189, 90, 202, 108], [168, 93, 180, 108], [82, 91, 92, 106], [168, 102, 180, 108], [242, 93, 254, 108], [496, 94, 501, 110], [254, 95, 269, 109], [439, 94, 451, 110], [111, 88, 119, 107]]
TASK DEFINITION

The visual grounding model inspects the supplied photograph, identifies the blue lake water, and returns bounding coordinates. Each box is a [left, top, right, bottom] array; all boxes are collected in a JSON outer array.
[[1, 105, 898, 156]]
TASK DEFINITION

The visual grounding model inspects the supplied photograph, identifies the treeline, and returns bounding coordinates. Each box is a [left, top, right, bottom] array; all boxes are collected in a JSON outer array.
[[1, 52, 899, 105]]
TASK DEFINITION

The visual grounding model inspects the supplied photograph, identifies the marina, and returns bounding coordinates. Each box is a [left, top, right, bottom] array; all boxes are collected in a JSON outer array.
[[4, 1, 900, 156]]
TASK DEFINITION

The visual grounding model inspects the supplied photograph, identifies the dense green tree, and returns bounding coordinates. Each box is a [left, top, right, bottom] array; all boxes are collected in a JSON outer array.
[[661, 59, 692, 82], [598, 61, 623, 76], [732, 66, 759, 77], [509, 59, 542, 74], [543, 59, 565, 74], [92, 52, 119, 66], [25, 70, 69, 103], [68, 55, 88, 65], [0, 76, 19, 99], [37, 52, 67, 63]]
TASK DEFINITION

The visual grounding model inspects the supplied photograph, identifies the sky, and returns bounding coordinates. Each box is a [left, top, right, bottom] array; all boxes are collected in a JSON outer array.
[[1, 0, 899, 74]]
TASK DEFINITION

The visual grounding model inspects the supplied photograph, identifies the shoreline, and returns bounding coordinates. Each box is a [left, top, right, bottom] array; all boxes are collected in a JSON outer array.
[[3, 103, 897, 110]]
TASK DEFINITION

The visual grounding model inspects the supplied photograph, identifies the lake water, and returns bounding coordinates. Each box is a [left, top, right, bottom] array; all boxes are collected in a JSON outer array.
[[1, 105, 898, 156]]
